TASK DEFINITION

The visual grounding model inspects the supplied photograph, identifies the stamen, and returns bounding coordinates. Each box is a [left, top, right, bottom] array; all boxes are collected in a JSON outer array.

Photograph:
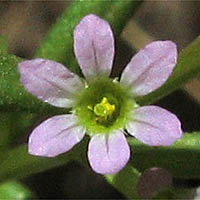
[[93, 97, 115, 118]]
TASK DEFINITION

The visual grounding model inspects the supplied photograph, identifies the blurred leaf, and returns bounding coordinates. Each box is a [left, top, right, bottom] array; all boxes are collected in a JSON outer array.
[[105, 165, 141, 199], [35, 0, 142, 75], [154, 187, 195, 199], [129, 132, 200, 179], [0, 113, 12, 150], [0, 112, 37, 150], [137, 36, 200, 105], [0, 181, 35, 199], [0, 35, 8, 52]]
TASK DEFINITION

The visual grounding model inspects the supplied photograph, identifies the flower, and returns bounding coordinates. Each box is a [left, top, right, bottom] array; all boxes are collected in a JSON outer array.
[[18, 14, 183, 175]]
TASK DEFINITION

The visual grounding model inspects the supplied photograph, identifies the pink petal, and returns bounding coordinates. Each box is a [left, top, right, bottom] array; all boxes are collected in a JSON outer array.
[[18, 58, 83, 108], [126, 106, 183, 146], [88, 131, 130, 174], [121, 41, 177, 96], [28, 114, 85, 157], [74, 14, 114, 80]]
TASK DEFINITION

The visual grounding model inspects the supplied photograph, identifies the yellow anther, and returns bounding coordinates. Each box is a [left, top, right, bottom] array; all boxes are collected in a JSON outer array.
[[93, 97, 115, 118]]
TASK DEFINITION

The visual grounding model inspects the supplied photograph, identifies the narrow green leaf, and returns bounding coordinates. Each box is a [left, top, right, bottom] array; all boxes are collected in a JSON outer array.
[[0, 181, 35, 199], [105, 165, 141, 199], [35, 0, 142, 75], [129, 132, 200, 179], [137, 36, 200, 105]]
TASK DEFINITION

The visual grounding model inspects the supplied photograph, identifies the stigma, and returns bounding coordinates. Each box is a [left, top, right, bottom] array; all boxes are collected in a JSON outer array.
[[88, 97, 115, 120]]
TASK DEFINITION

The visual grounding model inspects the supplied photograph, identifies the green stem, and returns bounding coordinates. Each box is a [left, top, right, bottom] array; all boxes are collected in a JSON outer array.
[[105, 165, 141, 199]]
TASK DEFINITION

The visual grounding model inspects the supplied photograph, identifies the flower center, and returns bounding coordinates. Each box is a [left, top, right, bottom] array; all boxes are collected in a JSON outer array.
[[74, 77, 135, 135], [88, 97, 115, 124]]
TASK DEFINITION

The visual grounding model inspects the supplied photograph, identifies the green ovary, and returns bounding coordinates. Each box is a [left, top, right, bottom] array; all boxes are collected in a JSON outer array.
[[74, 77, 135, 135]]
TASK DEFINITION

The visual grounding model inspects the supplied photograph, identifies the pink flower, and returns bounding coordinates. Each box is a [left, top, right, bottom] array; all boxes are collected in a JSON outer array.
[[18, 14, 183, 174]]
